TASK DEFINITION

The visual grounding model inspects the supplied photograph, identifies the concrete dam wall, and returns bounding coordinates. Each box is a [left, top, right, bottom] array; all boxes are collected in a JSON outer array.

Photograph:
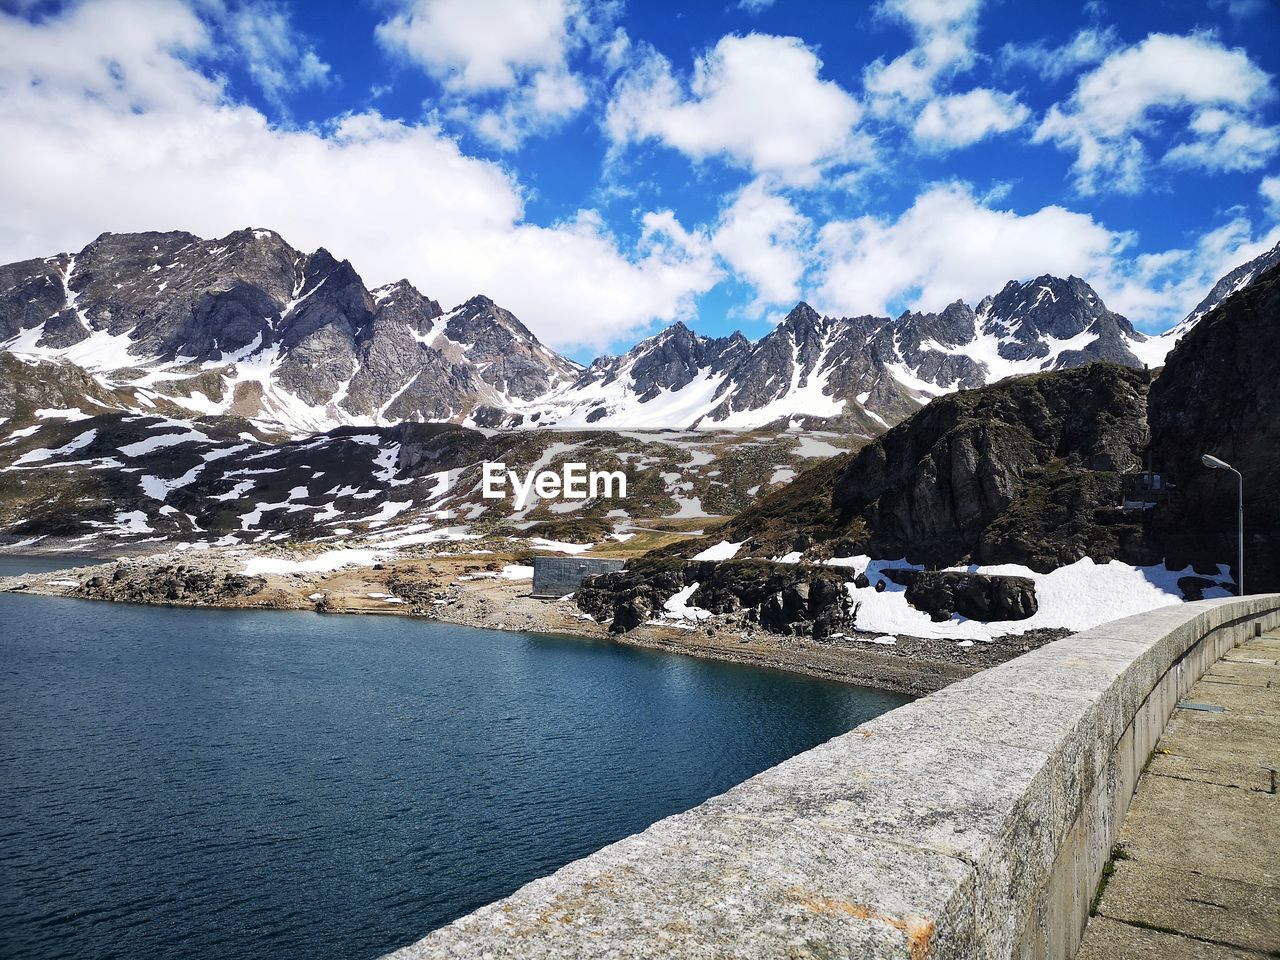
[[388, 594, 1280, 959], [530, 555, 626, 598]]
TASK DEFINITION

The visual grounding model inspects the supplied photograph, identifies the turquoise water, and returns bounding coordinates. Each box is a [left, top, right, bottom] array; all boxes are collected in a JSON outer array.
[[0, 556, 909, 959]]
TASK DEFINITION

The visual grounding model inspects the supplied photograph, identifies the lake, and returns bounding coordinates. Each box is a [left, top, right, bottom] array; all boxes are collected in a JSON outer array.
[[0, 555, 909, 959]]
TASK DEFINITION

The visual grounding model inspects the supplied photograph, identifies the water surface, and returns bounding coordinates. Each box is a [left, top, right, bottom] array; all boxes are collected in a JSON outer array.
[[0, 556, 909, 959]]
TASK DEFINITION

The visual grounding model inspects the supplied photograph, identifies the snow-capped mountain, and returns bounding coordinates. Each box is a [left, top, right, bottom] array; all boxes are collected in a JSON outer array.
[[0, 228, 580, 432], [510, 273, 1167, 432], [2, 228, 1271, 434]]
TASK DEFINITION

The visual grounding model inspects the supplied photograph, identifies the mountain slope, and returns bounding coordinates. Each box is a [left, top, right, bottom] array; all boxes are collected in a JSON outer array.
[[518, 274, 1162, 433], [2, 228, 1269, 435], [0, 229, 581, 432], [669, 261, 1280, 587], [693, 362, 1155, 570], [1178, 239, 1280, 332]]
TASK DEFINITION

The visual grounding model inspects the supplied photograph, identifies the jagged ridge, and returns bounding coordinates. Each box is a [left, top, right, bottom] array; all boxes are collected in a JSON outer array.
[[3, 229, 1273, 434]]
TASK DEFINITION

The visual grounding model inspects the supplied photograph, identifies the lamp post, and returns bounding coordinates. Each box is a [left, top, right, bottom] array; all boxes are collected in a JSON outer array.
[[1201, 454, 1244, 596]]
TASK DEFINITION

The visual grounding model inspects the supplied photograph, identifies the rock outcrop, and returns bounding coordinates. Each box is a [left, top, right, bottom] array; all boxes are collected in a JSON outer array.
[[1148, 259, 1280, 592], [696, 362, 1155, 571], [576, 558, 857, 639], [71, 559, 265, 605], [881, 569, 1038, 622]]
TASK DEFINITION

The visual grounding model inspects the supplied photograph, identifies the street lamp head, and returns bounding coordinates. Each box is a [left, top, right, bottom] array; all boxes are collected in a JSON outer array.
[[1201, 454, 1233, 471]]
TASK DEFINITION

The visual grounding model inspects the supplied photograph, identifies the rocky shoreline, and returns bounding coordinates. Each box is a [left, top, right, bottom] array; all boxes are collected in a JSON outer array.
[[0, 546, 1066, 697]]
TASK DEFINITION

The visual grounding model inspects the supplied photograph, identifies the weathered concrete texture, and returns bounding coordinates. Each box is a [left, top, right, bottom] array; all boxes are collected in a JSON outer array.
[[1077, 917, 1262, 959], [385, 597, 1280, 960], [1082, 631, 1280, 959], [530, 555, 626, 598], [1095, 863, 1278, 954]]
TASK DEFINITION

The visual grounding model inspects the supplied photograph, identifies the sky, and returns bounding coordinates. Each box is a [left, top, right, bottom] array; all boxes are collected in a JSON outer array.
[[1, 0, 1279, 361]]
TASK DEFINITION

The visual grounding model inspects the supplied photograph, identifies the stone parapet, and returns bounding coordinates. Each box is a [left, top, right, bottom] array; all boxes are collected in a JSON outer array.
[[387, 595, 1280, 960]]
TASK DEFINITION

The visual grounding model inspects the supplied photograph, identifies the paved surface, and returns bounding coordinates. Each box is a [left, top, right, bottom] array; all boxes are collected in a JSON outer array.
[[1078, 630, 1280, 959]]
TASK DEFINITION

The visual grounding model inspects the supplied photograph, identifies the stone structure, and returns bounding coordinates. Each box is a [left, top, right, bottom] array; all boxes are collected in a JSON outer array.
[[1078, 628, 1279, 957], [386, 593, 1280, 960], [530, 556, 626, 599]]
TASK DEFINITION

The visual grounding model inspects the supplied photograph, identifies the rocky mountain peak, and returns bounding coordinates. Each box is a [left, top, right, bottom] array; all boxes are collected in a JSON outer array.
[[371, 278, 430, 309], [459, 293, 498, 311], [298, 247, 361, 292], [449, 293, 544, 345], [0, 225, 1266, 436], [982, 273, 1139, 358], [0, 227, 586, 430], [780, 301, 824, 337]]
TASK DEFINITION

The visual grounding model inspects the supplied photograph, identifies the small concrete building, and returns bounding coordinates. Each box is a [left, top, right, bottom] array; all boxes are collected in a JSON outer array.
[[531, 556, 626, 598]]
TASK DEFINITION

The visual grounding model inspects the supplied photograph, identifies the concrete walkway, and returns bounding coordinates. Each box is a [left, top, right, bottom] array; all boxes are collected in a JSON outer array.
[[1077, 629, 1280, 959]]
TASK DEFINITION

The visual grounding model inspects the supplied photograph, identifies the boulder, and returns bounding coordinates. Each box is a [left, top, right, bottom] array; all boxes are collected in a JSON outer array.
[[883, 569, 1038, 622], [576, 559, 856, 639]]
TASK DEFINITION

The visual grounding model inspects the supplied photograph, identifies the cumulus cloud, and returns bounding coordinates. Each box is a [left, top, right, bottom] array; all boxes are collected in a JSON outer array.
[[605, 33, 866, 186], [453, 68, 588, 150], [913, 88, 1029, 149], [376, 0, 576, 90], [0, 0, 716, 350], [1034, 33, 1279, 193], [814, 182, 1126, 317], [712, 180, 811, 313], [1163, 108, 1280, 173], [375, 0, 609, 148], [865, 0, 1026, 155], [864, 0, 982, 108]]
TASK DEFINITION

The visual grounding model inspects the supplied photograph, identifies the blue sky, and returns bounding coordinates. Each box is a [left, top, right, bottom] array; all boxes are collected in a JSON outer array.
[[1, 0, 1278, 361]]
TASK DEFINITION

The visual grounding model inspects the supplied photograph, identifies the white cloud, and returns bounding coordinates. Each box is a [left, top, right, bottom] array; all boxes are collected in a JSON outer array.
[[0, 0, 716, 350], [814, 182, 1128, 316], [1211, 0, 1272, 20], [375, 0, 609, 148], [1262, 176, 1280, 219], [739, 0, 777, 11], [913, 88, 1029, 148], [605, 34, 866, 186], [457, 68, 588, 149], [999, 26, 1119, 81], [376, 0, 575, 90], [712, 180, 810, 312], [1163, 108, 1280, 173], [1098, 217, 1280, 328], [864, 0, 1022, 156], [812, 180, 1280, 333], [1034, 33, 1279, 193], [863, 0, 982, 107], [221, 1, 331, 108]]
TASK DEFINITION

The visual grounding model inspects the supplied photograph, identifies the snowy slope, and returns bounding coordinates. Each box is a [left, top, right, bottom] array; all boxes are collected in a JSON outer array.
[[2, 229, 1268, 435]]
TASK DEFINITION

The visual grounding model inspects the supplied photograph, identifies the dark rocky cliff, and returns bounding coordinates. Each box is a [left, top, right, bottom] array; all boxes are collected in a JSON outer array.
[[1148, 260, 1280, 592], [695, 363, 1155, 571]]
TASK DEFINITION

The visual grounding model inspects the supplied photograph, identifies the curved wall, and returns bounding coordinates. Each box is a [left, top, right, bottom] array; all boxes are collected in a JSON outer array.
[[388, 594, 1280, 960]]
